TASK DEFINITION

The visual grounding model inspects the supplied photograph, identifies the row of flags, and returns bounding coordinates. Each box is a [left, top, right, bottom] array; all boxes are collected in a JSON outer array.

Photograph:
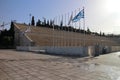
[[52, 8, 85, 27], [52, 8, 85, 47], [42, 7, 85, 29]]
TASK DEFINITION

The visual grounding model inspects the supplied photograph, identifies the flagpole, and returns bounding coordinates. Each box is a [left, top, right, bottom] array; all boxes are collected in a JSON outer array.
[[74, 10, 75, 47], [65, 13, 66, 47], [52, 18, 55, 47], [74, 9, 77, 46], [68, 11, 73, 47], [64, 13, 67, 47], [71, 12, 74, 47], [58, 15, 60, 47], [78, 8, 81, 46], [55, 17, 57, 47], [83, 7, 86, 46], [63, 14, 64, 47], [61, 14, 62, 47], [29, 13, 31, 32], [60, 15, 62, 47], [63, 15, 65, 47], [67, 12, 69, 47], [56, 16, 59, 47]]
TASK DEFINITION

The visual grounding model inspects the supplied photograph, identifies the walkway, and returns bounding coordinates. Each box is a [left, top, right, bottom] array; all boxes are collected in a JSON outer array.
[[0, 50, 120, 80]]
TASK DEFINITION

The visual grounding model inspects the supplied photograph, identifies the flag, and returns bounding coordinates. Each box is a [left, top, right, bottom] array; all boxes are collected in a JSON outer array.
[[72, 8, 84, 22], [68, 13, 73, 25]]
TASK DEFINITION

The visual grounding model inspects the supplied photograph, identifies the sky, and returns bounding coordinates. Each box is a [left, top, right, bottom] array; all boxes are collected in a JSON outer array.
[[0, 0, 120, 34]]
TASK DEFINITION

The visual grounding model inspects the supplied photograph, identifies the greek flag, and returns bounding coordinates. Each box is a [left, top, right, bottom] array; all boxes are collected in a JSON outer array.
[[72, 9, 84, 22]]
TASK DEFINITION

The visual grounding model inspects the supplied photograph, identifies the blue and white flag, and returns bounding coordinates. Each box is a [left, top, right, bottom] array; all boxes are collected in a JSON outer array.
[[72, 9, 84, 22]]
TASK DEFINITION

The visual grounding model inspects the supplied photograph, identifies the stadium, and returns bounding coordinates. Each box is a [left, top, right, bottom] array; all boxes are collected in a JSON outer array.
[[13, 23, 120, 57]]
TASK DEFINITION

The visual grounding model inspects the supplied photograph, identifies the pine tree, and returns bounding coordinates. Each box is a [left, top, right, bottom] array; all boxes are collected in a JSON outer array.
[[100, 31, 102, 36], [31, 16, 35, 26], [47, 20, 49, 26], [43, 19, 46, 26], [87, 27, 91, 34], [50, 20, 53, 27], [36, 19, 41, 26]]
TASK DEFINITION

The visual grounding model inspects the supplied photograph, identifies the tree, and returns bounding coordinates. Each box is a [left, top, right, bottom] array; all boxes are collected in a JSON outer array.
[[31, 16, 35, 26], [9, 21, 14, 33], [47, 20, 49, 27], [87, 27, 91, 34], [100, 31, 102, 36], [36, 19, 41, 26], [50, 20, 53, 27], [9, 21, 15, 45], [0, 21, 15, 48], [102, 32, 105, 36], [60, 21, 63, 27], [43, 19, 46, 26]]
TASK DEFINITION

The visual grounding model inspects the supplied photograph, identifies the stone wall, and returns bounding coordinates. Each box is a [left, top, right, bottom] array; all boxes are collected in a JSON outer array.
[[111, 46, 120, 52], [16, 46, 120, 57]]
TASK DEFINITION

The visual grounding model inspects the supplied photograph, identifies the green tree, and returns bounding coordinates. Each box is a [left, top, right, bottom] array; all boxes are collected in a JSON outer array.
[[60, 21, 63, 27], [50, 20, 53, 27], [31, 16, 35, 26], [36, 19, 41, 26], [100, 31, 102, 36], [47, 20, 49, 26], [87, 27, 91, 34], [0, 21, 15, 48], [43, 19, 46, 26], [102, 32, 105, 36], [9, 21, 15, 46]]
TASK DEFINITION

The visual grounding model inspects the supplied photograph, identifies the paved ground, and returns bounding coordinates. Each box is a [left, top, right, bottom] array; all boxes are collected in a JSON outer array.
[[0, 50, 120, 80]]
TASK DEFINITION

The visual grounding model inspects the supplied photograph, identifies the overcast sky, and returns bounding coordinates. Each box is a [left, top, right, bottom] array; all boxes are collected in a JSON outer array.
[[0, 0, 120, 34]]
